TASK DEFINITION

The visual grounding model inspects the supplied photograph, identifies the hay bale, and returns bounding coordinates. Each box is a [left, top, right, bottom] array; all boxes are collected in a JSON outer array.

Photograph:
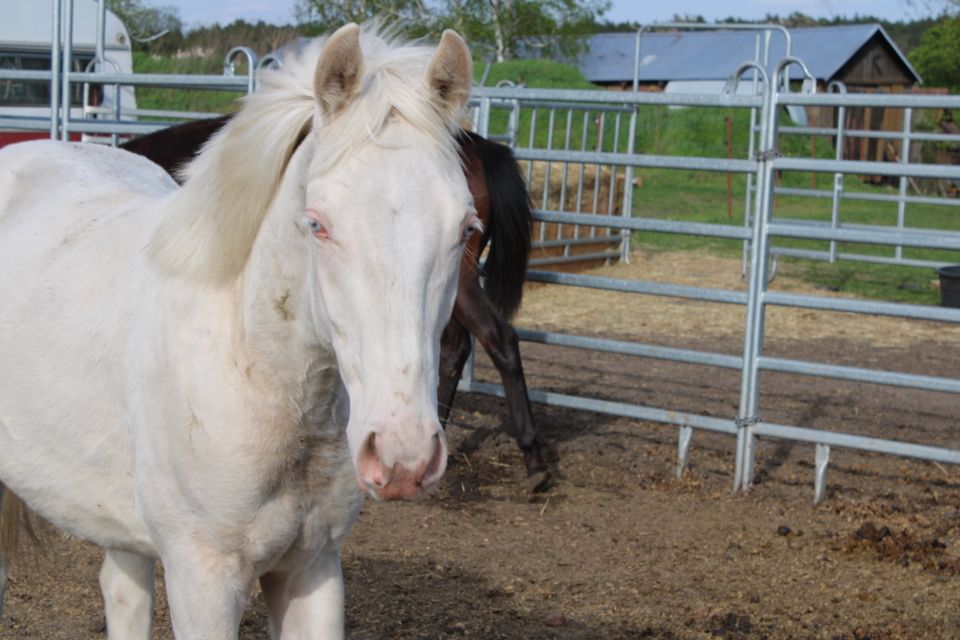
[[525, 161, 625, 215], [524, 161, 628, 269]]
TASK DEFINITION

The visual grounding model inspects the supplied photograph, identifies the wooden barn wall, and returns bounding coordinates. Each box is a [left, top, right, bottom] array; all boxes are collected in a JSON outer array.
[[802, 36, 920, 173], [835, 38, 915, 86]]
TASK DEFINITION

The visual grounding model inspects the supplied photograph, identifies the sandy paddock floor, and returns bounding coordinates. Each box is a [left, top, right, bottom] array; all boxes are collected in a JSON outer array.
[[2, 251, 959, 639]]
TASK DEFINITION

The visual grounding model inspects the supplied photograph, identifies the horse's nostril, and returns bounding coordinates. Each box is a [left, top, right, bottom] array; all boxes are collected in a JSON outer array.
[[420, 432, 447, 486], [357, 432, 391, 489], [363, 431, 379, 459]]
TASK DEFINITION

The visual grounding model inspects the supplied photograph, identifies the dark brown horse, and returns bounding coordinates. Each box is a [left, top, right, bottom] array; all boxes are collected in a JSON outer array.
[[121, 117, 550, 487]]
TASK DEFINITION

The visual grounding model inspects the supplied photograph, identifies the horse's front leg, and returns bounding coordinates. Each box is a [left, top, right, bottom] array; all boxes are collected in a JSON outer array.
[[162, 546, 254, 640], [259, 549, 345, 640], [100, 549, 155, 640]]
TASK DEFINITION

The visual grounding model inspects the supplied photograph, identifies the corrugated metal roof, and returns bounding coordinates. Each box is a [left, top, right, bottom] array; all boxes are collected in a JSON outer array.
[[576, 24, 920, 85]]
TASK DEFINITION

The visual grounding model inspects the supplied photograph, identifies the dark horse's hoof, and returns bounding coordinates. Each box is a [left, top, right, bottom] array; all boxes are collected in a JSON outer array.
[[523, 441, 553, 492], [525, 468, 553, 493]]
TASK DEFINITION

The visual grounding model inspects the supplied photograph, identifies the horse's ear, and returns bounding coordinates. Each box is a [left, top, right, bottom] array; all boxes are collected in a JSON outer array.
[[425, 30, 472, 121], [314, 23, 364, 116]]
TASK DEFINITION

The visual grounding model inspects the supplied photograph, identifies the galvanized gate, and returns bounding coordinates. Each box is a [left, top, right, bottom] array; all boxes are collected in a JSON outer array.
[[468, 57, 960, 502]]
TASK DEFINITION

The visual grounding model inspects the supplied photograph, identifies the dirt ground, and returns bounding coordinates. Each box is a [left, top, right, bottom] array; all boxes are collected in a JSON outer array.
[[3, 251, 960, 640]]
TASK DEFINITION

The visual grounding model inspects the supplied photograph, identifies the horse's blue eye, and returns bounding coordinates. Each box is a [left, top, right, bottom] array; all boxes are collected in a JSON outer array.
[[308, 219, 323, 233]]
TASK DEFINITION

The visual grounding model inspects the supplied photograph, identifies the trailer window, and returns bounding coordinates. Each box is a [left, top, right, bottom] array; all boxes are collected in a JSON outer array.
[[0, 52, 100, 107]]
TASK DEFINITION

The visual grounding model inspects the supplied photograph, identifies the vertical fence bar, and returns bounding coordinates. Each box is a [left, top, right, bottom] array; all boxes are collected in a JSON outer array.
[[542, 109, 557, 246], [741, 34, 763, 278], [95, 0, 106, 71], [60, 0, 74, 141], [895, 107, 912, 262], [95, 0, 120, 145], [49, 0, 62, 140], [591, 113, 604, 219], [465, 96, 497, 393], [735, 66, 775, 493], [604, 112, 623, 242], [827, 81, 849, 263], [476, 96, 491, 138], [676, 426, 693, 479], [622, 104, 638, 264], [829, 106, 846, 262], [575, 110, 589, 218], [558, 109, 573, 253], [526, 108, 538, 193], [507, 97, 520, 146], [814, 443, 830, 504]]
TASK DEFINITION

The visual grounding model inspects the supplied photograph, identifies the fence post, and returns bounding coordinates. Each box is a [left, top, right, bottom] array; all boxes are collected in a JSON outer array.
[[60, 0, 74, 141], [734, 66, 776, 493], [50, 0, 63, 140]]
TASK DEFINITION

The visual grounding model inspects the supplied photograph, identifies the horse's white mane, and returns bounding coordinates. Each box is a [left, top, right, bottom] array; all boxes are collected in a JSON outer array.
[[148, 23, 461, 284]]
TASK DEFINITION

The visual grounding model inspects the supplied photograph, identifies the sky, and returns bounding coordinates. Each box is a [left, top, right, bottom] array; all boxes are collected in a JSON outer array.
[[161, 0, 938, 28]]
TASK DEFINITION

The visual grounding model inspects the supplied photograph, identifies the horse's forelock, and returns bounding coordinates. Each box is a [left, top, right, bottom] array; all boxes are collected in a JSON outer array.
[[310, 28, 462, 175]]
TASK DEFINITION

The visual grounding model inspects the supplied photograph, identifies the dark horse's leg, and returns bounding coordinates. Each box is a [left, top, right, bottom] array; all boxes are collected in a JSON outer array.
[[445, 275, 549, 484], [438, 317, 472, 427]]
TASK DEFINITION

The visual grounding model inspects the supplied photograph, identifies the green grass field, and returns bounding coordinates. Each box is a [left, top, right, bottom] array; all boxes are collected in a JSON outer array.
[[132, 52, 246, 115]]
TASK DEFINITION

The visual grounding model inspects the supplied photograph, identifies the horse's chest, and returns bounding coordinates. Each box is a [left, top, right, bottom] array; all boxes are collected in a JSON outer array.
[[249, 433, 362, 573]]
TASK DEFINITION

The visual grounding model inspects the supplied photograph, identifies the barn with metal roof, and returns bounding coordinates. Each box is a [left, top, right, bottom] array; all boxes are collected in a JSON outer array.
[[577, 24, 920, 90]]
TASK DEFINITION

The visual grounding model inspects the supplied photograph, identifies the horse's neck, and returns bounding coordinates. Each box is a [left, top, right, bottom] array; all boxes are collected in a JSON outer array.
[[237, 137, 335, 384]]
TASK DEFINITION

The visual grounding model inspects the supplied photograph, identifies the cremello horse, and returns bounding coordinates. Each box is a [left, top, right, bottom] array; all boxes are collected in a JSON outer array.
[[0, 24, 474, 639]]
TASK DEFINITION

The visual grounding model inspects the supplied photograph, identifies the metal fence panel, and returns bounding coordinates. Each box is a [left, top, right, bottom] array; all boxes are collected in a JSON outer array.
[[469, 67, 960, 503]]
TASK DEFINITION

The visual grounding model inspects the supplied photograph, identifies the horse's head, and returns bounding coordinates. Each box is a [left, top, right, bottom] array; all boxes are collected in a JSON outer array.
[[304, 25, 475, 500]]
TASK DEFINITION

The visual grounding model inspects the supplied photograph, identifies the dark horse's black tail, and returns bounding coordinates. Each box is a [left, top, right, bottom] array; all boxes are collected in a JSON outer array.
[[462, 131, 532, 320]]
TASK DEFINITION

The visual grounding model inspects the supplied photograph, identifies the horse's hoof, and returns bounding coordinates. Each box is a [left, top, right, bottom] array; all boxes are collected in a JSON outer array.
[[525, 468, 553, 493]]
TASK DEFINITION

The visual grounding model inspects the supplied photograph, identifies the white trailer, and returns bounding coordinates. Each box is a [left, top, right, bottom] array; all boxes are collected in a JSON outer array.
[[0, 0, 136, 146]]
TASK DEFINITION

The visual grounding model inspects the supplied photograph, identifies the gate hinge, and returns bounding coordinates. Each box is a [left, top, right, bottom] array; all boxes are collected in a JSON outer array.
[[755, 148, 781, 161]]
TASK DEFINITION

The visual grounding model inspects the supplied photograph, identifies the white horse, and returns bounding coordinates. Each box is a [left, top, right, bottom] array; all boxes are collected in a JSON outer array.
[[0, 23, 476, 639]]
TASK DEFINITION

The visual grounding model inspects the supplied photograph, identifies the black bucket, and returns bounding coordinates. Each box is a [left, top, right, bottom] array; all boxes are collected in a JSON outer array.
[[937, 265, 960, 308]]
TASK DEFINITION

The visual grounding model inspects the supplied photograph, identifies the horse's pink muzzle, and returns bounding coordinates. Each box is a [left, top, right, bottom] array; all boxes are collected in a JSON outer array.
[[355, 431, 447, 500]]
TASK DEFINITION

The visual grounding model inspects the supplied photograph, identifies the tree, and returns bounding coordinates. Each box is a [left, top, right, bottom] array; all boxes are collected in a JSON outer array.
[[449, 0, 610, 62], [294, 0, 609, 62], [909, 14, 960, 92], [294, 0, 434, 35], [906, 0, 960, 15], [108, 0, 182, 46], [504, 0, 610, 62]]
